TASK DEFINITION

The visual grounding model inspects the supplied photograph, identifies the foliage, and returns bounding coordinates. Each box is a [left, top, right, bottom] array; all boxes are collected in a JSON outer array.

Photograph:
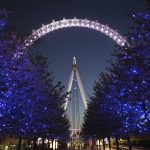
[[82, 4, 150, 147], [0, 9, 70, 149]]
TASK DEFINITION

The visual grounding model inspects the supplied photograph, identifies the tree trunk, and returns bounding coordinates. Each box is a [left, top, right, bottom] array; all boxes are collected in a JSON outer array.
[[42, 138, 45, 150], [98, 139, 101, 150], [17, 134, 22, 150], [27, 139, 31, 150], [33, 137, 37, 150], [108, 137, 111, 150], [48, 139, 50, 150], [96, 139, 98, 150], [57, 140, 59, 150], [55, 139, 57, 149], [102, 138, 105, 150], [127, 135, 132, 150], [52, 139, 54, 150], [115, 136, 119, 150]]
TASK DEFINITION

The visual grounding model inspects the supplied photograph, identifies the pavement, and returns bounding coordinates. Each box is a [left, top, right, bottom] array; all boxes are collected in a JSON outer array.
[[80, 146, 150, 150], [117, 146, 150, 150]]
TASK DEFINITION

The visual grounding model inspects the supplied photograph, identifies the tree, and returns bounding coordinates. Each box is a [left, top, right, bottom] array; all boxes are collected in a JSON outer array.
[[82, 73, 123, 150], [0, 9, 39, 150], [28, 53, 70, 149], [82, 2, 150, 150], [0, 9, 70, 150]]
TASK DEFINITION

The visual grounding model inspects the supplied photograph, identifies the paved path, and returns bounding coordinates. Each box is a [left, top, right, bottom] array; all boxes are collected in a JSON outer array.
[[107, 146, 150, 150], [82, 146, 150, 150], [118, 146, 150, 150]]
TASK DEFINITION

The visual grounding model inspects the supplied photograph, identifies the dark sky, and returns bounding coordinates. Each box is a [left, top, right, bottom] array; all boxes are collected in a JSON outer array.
[[2, 0, 147, 96]]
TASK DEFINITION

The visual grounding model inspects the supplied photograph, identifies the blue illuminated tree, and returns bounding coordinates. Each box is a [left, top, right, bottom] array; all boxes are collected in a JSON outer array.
[[128, 11, 150, 130], [0, 9, 70, 150], [0, 9, 29, 150], [104, 10, 150, 144], [0, 9, 40, 150], [82, 2, 150, 150]]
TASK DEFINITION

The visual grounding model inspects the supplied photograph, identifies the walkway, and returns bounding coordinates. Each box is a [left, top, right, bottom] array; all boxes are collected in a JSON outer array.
[[81, 146, 150, 150]]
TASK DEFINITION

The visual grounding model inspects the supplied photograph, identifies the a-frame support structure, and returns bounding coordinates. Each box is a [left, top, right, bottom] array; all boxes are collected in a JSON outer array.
[[64, 57, 88, 149], [64, 57, 87, 111]]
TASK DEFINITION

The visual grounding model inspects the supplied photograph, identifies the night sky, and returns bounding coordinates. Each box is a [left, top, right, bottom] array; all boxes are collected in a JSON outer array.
[[2, 0, 147, 95]]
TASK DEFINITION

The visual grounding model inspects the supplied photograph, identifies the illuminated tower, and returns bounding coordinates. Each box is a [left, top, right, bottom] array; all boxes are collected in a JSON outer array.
[[64, 57, 87, 145]]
